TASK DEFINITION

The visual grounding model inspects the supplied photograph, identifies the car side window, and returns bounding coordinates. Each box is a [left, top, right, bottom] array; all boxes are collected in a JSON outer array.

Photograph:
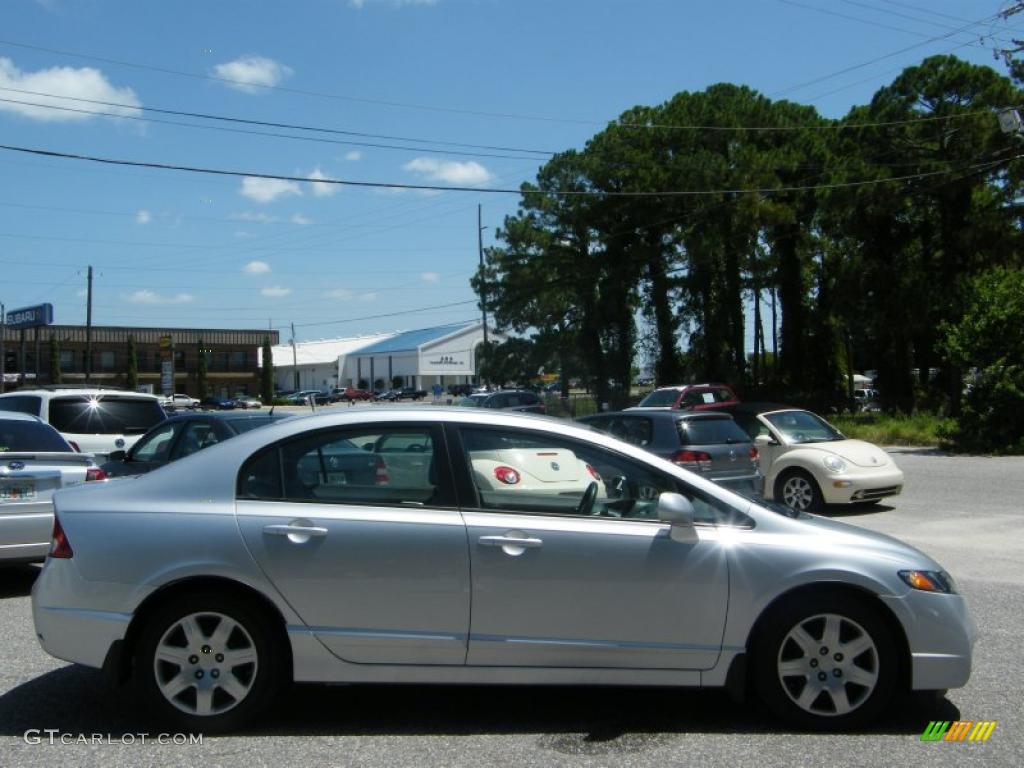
[[238, 425, 453, 508], [0, 395, 42, 416], [608, 416, 653, 447], [172, 420, 219, 459], [131, 422, 179, 463]]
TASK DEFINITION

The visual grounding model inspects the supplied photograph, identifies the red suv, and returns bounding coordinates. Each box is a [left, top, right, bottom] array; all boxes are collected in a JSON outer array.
[[634, 383, 739, 411]]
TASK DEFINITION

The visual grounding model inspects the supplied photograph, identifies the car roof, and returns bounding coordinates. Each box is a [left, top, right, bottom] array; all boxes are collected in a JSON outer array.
[[0, 387, 158, 398], [0, 411, 45, 423], [581, 409, 734, 421], [650, 383, 731, 392], [706, 402, 797, 415]]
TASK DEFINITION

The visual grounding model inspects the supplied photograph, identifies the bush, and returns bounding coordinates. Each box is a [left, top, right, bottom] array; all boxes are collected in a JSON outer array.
[[829, 412, 953, 447]]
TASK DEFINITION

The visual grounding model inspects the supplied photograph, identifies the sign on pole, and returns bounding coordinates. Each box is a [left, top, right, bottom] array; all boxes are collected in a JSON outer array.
[[159, 334, 175, 396]]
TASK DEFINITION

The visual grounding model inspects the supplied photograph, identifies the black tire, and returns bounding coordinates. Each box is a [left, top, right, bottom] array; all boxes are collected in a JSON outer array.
[[752, 591, 900, 730], [134, 591, 285, 734], [775, 469, 825, 514]]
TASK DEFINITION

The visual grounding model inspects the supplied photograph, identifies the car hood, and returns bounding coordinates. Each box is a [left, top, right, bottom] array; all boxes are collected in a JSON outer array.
[[790, 511, 941, 570], [796, 438, 891, 468]]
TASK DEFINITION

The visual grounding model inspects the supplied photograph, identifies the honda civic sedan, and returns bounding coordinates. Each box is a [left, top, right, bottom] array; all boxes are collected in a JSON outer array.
[[32, 408, 973, 733]]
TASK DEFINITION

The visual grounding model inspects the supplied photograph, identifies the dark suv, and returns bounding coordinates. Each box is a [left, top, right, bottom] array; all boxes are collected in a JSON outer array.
[[459, 389, 546, 414], [634, 383, 739, 411], [578, 409, 762, 495]]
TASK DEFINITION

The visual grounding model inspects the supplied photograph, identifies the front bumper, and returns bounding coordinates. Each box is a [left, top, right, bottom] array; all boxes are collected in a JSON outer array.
[[820, 466, 905, 505], [31, 558, 135, 669], [880, 588, 976, 691]]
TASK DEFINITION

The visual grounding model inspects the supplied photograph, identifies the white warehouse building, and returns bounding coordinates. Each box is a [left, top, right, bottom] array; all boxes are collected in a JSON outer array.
[[265, 322, 500, 392]]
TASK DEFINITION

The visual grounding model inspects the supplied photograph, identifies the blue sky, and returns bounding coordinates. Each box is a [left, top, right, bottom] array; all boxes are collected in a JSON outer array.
[[0, 0, 1017, 344]]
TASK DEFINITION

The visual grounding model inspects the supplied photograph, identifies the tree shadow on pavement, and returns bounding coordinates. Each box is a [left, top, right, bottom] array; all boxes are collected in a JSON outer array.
[[0, 564, 39, 599], [0, 665, 960, 740]]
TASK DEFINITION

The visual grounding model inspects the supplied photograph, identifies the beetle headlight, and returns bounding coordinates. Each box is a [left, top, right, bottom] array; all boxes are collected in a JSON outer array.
[[823, 455, 847, 473], [899, 570, 957, 594]]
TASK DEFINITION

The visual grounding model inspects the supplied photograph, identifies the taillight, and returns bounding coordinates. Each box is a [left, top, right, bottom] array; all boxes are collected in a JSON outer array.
[[50, 514, 73, 559], [68, 441, 81, 452], [493, 466, 521, 485], [374, 457, 389, 485], [748, 446, 760, 467], [670, 450, 712, 471], [586, 463, 602, 482], [85, 467, 107, 482]]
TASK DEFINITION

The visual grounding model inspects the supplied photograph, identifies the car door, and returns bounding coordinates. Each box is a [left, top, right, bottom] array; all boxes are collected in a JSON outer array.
[[452, 425, 731, 670], [235, 423, 471, 665]]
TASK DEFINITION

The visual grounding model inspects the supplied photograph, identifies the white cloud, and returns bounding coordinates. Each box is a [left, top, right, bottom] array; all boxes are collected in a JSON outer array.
[[420, 271, 440, 283], [290, 213, 312, 225], [307, 167, 338, 197], [127, 290, 194, 305], [243, 260, 271, 275], [0, 57, 141, 122], [402, 157, 493, 185], [135, 209, 152, 225], [240, 177, 302, 203], [261, 286, 292, 298], [360, 292, 377, 302], [232, 211, 279, 223], [212, 55, 293, 93], [344, 150, 362, 161], [325, 288, 354, 300]]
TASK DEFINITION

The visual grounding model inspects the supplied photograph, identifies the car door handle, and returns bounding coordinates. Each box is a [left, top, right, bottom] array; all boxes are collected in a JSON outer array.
[[263, 524, 328, 538], [478, 535, 543, 548]]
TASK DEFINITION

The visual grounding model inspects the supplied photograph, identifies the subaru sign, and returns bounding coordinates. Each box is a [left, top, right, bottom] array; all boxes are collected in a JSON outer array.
[[5, 303, 54, 330]]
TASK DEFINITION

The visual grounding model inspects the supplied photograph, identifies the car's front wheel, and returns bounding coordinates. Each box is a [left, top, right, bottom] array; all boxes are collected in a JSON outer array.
[[753, 592, 900, 730], [776, 469, 824, 513], [134, 592, 284, 733]]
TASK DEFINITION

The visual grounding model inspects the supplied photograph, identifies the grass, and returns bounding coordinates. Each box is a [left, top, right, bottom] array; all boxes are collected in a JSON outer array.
[[829, 412, 954, 447]]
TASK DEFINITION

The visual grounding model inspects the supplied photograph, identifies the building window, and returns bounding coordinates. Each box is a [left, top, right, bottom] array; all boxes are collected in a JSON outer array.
[[174, 350, 186, 371], [99, 351, 116, 371], [230, 350, 248, 370], [59, 350, 74, 373]]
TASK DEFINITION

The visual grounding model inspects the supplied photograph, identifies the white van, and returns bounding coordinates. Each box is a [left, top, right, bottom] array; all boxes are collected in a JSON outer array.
[[0, 388, 166, 461]]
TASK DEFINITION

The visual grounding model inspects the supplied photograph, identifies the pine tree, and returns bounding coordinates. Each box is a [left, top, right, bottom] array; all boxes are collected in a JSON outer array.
[[48, 336, 61, 385]]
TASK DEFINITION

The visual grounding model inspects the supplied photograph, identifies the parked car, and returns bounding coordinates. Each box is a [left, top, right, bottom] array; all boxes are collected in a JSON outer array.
[[0, 387, 166, 461], [33, 408, 973, 733], [706, 403, 904, 513], [285, 390, 320, 405], [0, 412, 105, 563], [158, 394, 200, 411], [100, 412, 290, 478], [633, 383, 740, 411], [329, 387, 374, 403], [579, 410, 762, 496], [233, 395, 262, 410], [390, 387, 427, 401], [458, 389, 546, 414], [199, 396, 236, 411]]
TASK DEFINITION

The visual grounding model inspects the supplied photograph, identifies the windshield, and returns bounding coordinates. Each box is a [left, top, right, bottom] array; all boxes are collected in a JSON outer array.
[[48, 396, 166, 435], [0, 419, 73, 452], [764, 410, 843, 444], [638, 389, 679, 407]]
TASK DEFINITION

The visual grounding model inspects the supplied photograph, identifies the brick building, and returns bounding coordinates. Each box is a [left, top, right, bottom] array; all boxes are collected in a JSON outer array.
[[0, 325, 279, 397]]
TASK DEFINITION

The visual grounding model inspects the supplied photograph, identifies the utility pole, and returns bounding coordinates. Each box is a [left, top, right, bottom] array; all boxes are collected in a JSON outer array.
[[0, 301, 5, 394], [478, 204, 489, 346], [290, 321, 299, 391], [85, 265, 93, 384]]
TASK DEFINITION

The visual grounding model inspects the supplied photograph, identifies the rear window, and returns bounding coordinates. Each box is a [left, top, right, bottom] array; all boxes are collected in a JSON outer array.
[[680, 387, 734, 407], [48, 396, 165, 435], [638, 389, 679, 407], [0, 395, 43, 416], [676, 417, 749, 445], [0, 419, 72, 452]]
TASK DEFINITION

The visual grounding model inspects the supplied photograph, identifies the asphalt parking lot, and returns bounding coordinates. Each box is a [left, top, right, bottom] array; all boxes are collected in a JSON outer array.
[[0, 449, 1021, 767]]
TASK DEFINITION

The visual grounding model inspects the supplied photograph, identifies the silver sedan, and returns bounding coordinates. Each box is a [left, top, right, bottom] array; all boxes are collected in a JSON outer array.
[[31, 408, 974, 733]]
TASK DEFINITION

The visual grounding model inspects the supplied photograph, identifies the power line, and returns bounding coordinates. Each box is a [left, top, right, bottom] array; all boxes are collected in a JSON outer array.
[[0, 143, 1008, 198], [291, 301, 480, 329]]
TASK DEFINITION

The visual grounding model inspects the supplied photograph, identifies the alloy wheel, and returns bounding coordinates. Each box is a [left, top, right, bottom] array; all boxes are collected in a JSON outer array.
[[782, 475, 816, 511], [153, 611, 259, 717], [776, 613, 879, 717]]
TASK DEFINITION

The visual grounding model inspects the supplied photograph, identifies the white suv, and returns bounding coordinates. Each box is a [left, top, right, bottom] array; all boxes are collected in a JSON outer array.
[[0, 388, 166, 461]]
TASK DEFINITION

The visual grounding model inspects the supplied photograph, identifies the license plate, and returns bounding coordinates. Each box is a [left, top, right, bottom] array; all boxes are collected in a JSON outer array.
[[0, 483, 36, 501]]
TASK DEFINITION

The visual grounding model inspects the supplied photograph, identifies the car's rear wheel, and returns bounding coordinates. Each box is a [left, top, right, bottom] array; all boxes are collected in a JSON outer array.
[[135, 592, 284, 733], [776, 469, 824, 513], [753, 592, 899, 730]]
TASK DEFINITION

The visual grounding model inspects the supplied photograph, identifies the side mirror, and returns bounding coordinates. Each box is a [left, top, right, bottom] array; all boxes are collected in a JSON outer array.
[[108, 450, 127, 462], [657, 492, 695, 527], [754, 433, 778, 447]]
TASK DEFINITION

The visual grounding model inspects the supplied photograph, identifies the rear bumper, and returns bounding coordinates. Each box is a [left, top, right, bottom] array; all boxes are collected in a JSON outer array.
[[0, 505, 53, 563]]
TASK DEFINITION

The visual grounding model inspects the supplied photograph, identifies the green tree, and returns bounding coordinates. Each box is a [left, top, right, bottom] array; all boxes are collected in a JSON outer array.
[[48, 336, 61, 385], [942, 268, 1024, 452], [260, 336, 274, 403], [125, 334, 138, 391], [196, 339, 209, 400]]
